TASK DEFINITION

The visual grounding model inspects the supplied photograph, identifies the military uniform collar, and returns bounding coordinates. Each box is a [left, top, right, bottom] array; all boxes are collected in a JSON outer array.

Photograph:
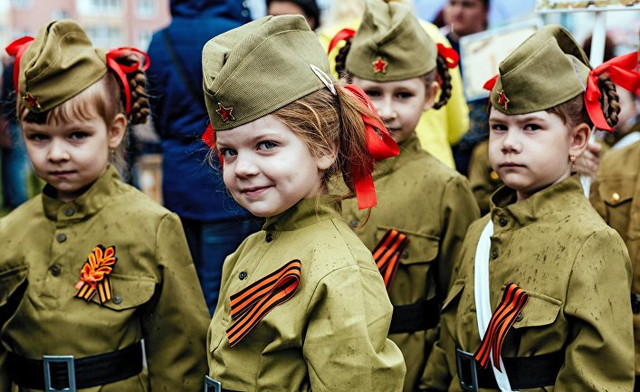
[[263, 195, 342, 232], [489, 174, 583, 228], [42, 166, 123, 222], [373, 133, 421, 180]]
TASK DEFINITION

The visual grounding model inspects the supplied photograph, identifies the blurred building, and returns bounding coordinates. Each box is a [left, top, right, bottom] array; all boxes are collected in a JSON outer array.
[[0, 0, 171, 52]]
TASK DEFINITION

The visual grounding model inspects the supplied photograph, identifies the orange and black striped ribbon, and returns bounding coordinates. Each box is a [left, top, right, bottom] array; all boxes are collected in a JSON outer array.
[[75, 245, 117, 304], [226, 259, 302, 347], [474, 283, 529, 370], [373, 229, 409, 289]]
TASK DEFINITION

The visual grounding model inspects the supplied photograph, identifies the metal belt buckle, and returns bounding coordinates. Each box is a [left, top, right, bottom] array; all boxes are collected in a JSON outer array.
[[204, 375, 222, 392], [43, 355, 76, 392], [456, 348, 479, 392]]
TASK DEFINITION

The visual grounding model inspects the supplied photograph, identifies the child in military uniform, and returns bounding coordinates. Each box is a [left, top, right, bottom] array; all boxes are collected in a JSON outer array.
[[590, 49, 640, 388], [330, 1, 479, 390], [200, 14, 406, 391], [0, 20, 209, 391], [421, 25, 637, 391]]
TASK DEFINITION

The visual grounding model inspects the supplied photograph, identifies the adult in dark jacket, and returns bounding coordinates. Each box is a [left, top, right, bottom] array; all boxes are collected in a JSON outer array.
[[146, 0, 260, 315]]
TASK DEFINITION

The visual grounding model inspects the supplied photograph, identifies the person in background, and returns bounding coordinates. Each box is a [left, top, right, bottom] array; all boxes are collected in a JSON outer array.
[[441, 0, 490, 175], [146, 0, 261, 315], [318, 0, 469, 169], [266, 0, 320, 30], [0, 61, 31, 210]]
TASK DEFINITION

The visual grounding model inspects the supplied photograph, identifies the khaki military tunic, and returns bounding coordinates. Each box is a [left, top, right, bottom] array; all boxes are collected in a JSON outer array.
[[0, 166, 210, 391], [590, 140, 640, 375], [422, 176, 634, 391], [341, 135, 479, 392], [207, 196, 406, 391]]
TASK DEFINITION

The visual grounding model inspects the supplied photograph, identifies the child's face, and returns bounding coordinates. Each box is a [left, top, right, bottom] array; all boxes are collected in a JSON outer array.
[[352, 76, 438, 144], [488, 107, 588, 201], [215, 114, 334, 218], [22, 113, 126, 202]]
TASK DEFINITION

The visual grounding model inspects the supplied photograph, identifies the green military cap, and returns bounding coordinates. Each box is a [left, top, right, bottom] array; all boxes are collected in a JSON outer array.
[[202, 15, 334, 131], [345, 0, 437, 81], [488, 24, 591, 114], [18, 20, 107, 113]]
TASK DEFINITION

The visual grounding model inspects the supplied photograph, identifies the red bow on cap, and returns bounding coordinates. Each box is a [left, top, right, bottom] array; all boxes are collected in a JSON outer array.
[[483, 74, 499, 92], [328, 28, 356, 54], [586, 51, 640, 131], [5, 36, 35, 94], [201, 123, 224, 167], [105, 47, 150, 115], [344, 84, 399, 209]]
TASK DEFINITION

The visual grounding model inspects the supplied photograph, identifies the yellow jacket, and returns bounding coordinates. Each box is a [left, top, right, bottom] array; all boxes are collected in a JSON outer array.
[[318, 19, 469, 169]]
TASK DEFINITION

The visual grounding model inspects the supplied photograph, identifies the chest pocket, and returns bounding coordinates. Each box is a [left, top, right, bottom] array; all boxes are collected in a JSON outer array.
[[375, 226, 439, 265], [511, 290, 562, 330], [596, 179, 634, 235], [0, 264, 28, 325], [99, 274, 157, 311]]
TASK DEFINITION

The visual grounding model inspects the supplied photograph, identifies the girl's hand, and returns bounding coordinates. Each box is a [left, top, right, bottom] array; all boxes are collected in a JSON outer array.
[[574, 142, 602, 180]]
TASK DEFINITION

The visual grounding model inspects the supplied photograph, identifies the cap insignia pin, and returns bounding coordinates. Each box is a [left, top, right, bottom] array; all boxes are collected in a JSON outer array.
[[216, 102, 235, 122], [372, 57, 388, 74]]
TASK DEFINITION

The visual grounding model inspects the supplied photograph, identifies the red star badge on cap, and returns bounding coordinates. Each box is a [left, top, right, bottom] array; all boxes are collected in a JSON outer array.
[[372, 57, 388, 74], [22, 92, 41, 109], [498, 90, 510, 110], [216, 102, 235, 122]]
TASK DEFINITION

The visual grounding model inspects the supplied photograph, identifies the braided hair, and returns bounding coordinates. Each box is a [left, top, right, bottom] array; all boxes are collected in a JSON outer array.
[[431, 54, 452, 110], [112, 54, 150, 125]]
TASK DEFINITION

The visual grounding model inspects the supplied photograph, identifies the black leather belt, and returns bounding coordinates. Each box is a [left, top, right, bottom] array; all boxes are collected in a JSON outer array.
[[389, 297, 440, 334], [7, 341, 143, 391], [631, 293, 640, 314], [456, 347, 563, 391]]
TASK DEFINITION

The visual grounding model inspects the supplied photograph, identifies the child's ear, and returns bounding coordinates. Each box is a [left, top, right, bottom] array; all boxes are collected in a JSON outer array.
[[569, 122, 591, 158], [315, 143, 338, 171], [422, 80, 440, 112], [107, 113, 127, 150]]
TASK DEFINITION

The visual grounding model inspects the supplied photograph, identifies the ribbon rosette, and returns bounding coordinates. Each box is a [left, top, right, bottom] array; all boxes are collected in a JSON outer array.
[[75, 245, 118, 304]]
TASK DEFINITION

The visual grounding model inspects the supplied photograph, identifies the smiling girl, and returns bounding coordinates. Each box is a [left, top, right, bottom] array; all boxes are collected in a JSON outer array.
[[422, 25, 639, 391], [0, 20, 209, 391], [200, 14, 406, 391], [330, 1, 479, 390]]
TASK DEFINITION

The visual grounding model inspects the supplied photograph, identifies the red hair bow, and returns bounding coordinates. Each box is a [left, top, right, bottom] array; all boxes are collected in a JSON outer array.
[[586, 51, 640, 131], [344, 84, 399, 209], [201, 123, 224, 166], [436, 43, 459, 69], [105, 47, 150, 115], [5, 36, 34, 94], [483, 74, 499, 92], [328, 28, 356, 55]]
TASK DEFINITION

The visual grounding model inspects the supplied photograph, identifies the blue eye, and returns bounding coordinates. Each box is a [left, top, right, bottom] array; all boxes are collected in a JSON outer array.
[[524, 124, 541, 131], [258, 140, 277, 150], [219, 148, 237, 157], [70, 131, 88, 140], [27, 133, 48, 141]]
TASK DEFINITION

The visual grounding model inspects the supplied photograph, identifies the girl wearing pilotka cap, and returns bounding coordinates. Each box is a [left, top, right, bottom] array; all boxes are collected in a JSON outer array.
[[422, 25, 640, 391], [329, 1, 479, 390], [200, 14, 406, 391], [0, 20, 209, 391]]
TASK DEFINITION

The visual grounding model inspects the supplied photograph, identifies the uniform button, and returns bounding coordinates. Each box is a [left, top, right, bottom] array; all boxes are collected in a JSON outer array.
[[239, 271, 248, 280], [349, 219, 359, 228], [491, 249, 498, 259], [49, 264, 61, 276], [515, 312, 524, 322], [610, 192, 620, 202], [490, 170, 500, 181], [64, 208, 75, 217], [266, 233, 273, 242], [57, 233, 67, 243], [499, 216, 507, 227], [112, 295, 123, 304], [402, 250, 409, 259]]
